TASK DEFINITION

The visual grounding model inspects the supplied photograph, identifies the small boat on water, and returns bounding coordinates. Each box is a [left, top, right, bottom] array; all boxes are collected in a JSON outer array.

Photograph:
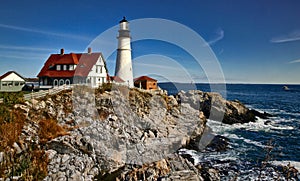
[[282, 86, 290, 91]]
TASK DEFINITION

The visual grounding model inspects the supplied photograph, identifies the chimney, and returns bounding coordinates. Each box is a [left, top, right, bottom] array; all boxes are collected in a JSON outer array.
[[60, 48, 64, 55], [88, 47, 92, 54]]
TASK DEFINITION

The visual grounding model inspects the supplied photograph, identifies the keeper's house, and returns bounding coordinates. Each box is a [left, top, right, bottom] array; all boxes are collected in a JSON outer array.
[[0, 71, 26, 92], [134, 76, 158, 90], [37, 48, 108, 89]]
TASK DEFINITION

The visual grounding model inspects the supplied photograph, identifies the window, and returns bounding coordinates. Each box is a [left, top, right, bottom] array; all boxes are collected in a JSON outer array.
[[93, 77, 96, 85], [53, 79, 58, 87], [65, 79, 70, 85], [57, 65, 61, 71], [102, 77, 105, 83], [15, 82, 19, 86], [96, 65, 101, 73], [49, 65, 55, 70], [63, 65, 67, 70], [69, 65, 74, 70], [2, 83, 7, 86], [59, 79, 64, 86]]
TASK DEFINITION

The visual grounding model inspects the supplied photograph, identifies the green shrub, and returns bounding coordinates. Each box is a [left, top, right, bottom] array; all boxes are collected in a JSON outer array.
[[1, 92, 24, 107], [96, 83, 112, 94]]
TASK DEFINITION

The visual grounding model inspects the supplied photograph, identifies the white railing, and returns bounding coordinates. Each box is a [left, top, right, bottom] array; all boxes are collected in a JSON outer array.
[[0, 85, 71, 104], [23, 85, 72, 101]]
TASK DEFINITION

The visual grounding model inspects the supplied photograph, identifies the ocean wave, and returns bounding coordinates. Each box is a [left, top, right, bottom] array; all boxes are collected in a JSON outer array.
[[271, 160, 300, 172], [254, 107, 300, 119], [207, 118, 294, 136], [178, 148, 239, 165], [242, 137, 265, 148]]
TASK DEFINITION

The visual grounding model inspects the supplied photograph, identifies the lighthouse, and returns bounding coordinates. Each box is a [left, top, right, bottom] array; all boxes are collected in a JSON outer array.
[[115, 17, 134, 87]]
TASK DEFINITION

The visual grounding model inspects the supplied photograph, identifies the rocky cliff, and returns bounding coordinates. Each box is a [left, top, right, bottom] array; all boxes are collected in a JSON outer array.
[[0, 86, 273, 180]]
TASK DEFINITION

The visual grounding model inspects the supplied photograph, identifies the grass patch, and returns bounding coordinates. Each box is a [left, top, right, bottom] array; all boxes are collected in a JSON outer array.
[[0, 92, 24, 107], [0, 146, 48, 180], [0, 108, 25, 152], [38, 119, 69, 144], [96, 83, 112, 94]]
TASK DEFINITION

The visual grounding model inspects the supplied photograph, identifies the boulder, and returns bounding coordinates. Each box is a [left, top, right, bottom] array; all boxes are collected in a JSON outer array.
[[205, 135, 229, 152], [249, 109, 273, 119], [179, 90, 270, 124]]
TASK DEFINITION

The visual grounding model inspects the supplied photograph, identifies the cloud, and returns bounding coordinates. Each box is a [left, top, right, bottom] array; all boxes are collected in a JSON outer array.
[[207, 28, 224, 45], [0, 23, 91, 41], [134, 62, 180, 70], [0, 54, 43, 60], [0, 45, 57, 52], [271, 30, 300, 43], [289, 59, 300, 64]]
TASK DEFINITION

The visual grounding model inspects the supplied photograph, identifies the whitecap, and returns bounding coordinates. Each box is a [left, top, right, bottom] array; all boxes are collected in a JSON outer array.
[[271, 160, 300, 172], [207, 117, 294, 135]]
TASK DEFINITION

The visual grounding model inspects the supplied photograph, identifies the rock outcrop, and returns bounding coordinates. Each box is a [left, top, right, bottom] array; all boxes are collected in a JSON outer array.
[[1, 86, 276, 180], [179, 90, 271, 124], [27, 86, 209, 180]]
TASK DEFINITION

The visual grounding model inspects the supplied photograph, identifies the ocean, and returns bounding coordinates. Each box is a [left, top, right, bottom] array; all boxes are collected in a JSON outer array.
[[158, 83, 300, 180]]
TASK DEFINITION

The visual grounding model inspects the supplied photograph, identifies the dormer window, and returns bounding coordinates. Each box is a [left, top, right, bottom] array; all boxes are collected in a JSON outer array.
[[57, 65, 61, 71], [49, 64, 55, 70]]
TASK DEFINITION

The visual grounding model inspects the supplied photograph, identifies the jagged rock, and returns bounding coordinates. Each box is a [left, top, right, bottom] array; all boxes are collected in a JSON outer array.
[[200, 167, 220, 181], [109, 115, 118, 121], [12, 142, 22, 154], [70, 170, 83, 180], [46, 149, 57, 160], [110, 154, 207, 181], [14, 104, 30, 114], [179, 90, 269, 124], [0, 152, 4, 163], [61, 154, 70, 164], [205, 135, 229, 152], [264, 120, 272, 125], [47, 140, 76, 154], [148, 130, 156, 138], [8, 86, 260, 180], [250, 109, 272, 119]]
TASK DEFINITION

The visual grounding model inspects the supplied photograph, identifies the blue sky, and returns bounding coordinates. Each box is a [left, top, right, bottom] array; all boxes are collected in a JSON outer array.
[[0, 0, 300, 84]]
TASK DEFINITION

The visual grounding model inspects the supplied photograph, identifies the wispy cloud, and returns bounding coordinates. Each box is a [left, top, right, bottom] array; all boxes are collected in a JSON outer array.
[[289, 59, 300, 64], [271, 30, 300, 43], [0, 45, 57, 52], [134, 62, 180, 70], [207, 28, 224, 45], [0, 54, 43, 60], [0, 23, 91, 41]]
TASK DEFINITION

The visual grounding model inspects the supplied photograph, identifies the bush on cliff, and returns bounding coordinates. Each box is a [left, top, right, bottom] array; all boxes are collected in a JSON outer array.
[[0, 92, 24, 107], [96, 83, 112, 94], [0, 108, 25, 151], [38, 119, 69, 144]]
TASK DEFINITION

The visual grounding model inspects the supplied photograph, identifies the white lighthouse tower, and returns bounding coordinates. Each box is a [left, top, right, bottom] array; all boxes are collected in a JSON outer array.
[[115, 17, 134, 87]]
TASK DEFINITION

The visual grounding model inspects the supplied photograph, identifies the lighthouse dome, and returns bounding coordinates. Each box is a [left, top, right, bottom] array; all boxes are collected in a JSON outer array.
[[119, 16, 128, 23]]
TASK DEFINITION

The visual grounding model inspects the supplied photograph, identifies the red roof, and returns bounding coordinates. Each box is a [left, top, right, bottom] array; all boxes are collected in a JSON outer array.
[[134, 76, 157, 82], [75, 53, 102, 77], [38, 52, 103, 78], [110, 76, 125, 83], [0, 71, 25, 81]]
